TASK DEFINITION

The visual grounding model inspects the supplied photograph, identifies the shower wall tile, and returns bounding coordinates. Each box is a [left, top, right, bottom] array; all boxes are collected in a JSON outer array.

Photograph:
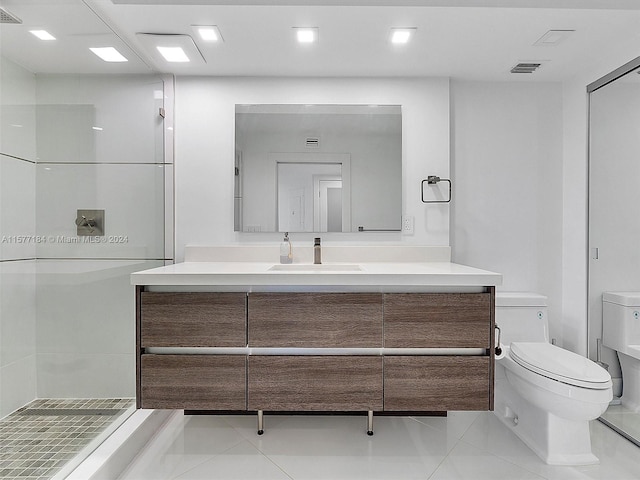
[[0, 259, 37, 418], [0, 57, 37, 162], [35, 260, 163, 398], [35, 75, 164, 164], [36, 353, 135, 399], [0, 260, 36, 366], [0, 156, 36, 261], [1, 105, 37, 161], [36, 164, 165, 259], [36, 104, 96, 163], [0, 355, 36, 419]]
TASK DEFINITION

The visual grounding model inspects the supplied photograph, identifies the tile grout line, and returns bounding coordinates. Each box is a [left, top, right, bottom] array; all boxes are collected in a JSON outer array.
[[223, 416, 296, 480]]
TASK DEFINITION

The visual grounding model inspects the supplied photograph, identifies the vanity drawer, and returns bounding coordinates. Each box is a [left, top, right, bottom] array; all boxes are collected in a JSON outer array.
[[383, 356, 490, 411], [141, 292, 246, 347], [140, 354, 246, 410], [248, 356, 383, 411], [247, 293, 383, 347], [383, 293, 491, 348]]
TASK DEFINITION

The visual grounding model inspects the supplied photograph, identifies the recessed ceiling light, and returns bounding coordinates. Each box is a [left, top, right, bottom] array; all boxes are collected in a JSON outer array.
[[294, 27, 318, 44], [157, 46, 190, 62], [136, 33, 206, 65], [534, 30, 575, 46], [193, 25, 223, 42], [89, 47, 128, 62], [389, 28, 416, 45], [30, 30, 55, 41]]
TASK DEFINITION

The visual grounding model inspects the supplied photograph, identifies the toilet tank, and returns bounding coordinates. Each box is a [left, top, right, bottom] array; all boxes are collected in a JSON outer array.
[[495, 292, 549, 345], [602, 292, 640, 354]]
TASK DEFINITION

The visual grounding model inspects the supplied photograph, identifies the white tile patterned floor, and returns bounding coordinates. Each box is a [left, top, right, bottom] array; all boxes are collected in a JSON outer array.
[[118, 412, 640, 480]]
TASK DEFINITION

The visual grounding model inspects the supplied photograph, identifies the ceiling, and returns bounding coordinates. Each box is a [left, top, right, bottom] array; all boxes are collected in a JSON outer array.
[[1, 0, 640, 80]]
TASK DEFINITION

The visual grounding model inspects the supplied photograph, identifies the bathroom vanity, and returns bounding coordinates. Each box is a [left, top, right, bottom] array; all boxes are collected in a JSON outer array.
[[131, 246, 502, 434]]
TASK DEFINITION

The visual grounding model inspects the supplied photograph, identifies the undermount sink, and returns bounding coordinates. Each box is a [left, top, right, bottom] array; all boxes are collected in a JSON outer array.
[[268, 264, 362, 272]]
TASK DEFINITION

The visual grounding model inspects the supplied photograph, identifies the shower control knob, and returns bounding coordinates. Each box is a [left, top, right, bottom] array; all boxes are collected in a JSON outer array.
[[75, 215, 95, 227], [75, 215, 96, 233]]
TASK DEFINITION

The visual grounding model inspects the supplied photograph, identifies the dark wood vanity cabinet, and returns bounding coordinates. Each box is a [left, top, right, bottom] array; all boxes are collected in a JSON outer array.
[[384, 356, 491, 411], [248, 356, 383, 411], [140, 355, 246, 410], [136, 288, 494, 413], [140, 292, 246, 347], [137, 291, 247, 409], [384, 293, 491, 348], [248, 293, 383, 347], [247, 293, 384, 412], [382, 292, 494, 411]]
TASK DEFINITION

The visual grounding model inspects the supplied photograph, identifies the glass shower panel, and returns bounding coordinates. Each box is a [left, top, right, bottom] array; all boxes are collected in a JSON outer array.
[[33, 74, 167, 399], [589, 64, 640, 445], [3, 73, 171, 477], [35, 163, 165, 259], [35, 259, 164, 398], [35, 75, 164, 164], [0, 56, 37, 420]]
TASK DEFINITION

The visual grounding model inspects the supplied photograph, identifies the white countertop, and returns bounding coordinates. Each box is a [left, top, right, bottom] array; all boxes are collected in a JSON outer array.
[[130, 261, 502, 291]]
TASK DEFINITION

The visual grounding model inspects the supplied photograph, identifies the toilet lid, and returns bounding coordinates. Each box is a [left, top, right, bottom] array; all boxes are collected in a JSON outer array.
[[510, 342, 612, 390]]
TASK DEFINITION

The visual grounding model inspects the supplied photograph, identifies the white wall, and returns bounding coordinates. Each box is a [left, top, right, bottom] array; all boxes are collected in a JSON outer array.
[[174, 77, 450, 261], [0, 57, 37, 418], [174, 76, 592, 352], [450, 81, 564, 338]]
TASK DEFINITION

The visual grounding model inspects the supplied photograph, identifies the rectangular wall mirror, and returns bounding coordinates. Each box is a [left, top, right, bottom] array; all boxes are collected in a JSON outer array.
[[235, 104, 402, 233]]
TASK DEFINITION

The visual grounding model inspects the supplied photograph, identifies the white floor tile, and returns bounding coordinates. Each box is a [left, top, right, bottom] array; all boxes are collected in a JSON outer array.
[[119, 413, 247, 480], [117, 411, 640, 480], [459, 411, 640, 480], [459, 412, 549, 472], [428, 440, 545, 480], [250, 415, 454, 479], [219, 414, 294, 441], [173, 441, 292, 480], [412, 411, 481, 442]]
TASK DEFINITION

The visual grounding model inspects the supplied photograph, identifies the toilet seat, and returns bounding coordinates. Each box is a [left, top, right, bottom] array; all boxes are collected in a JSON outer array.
[[510, 342, 611, 390]]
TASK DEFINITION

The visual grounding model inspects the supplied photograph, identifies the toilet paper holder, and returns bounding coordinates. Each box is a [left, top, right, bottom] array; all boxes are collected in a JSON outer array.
[[495, 325, 502, 356]]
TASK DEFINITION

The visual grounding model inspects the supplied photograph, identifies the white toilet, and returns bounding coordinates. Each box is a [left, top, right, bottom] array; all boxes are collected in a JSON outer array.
[[494, 293, 612, 465], [603, 292, 640, 412]]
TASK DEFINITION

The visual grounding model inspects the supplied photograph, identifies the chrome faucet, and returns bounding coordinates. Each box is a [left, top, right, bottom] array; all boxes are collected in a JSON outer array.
[[313, 237, 321, 264]]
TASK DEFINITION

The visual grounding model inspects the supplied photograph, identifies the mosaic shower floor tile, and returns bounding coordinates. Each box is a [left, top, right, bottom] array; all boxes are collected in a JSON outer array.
[[0, 398, 133, 480]]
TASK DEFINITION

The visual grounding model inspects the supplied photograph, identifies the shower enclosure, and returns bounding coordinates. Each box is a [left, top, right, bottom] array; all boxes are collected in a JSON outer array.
[[588, 57, 640, 446], [0, 56, 173, 477]]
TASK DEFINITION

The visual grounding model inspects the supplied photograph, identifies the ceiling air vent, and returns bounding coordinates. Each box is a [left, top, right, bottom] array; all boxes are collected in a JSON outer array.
[[0, 7, 21, 24], [510, 63, 542, 74], [305, 137, 320, 149]]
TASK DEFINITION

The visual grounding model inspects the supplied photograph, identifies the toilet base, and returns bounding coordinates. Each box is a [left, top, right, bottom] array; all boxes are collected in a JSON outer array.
[[495, 365, 600, 465], [619, 352, 640, 413]]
